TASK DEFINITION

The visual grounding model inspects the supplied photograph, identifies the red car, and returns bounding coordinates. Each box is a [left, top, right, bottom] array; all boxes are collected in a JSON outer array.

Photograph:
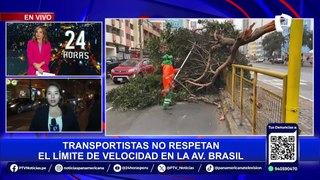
[[110, 58, 154, 84]]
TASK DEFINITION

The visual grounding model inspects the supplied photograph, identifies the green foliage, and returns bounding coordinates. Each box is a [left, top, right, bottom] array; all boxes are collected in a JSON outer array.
[[111, 20, 251, 111], [283, 28, 313, 50], [199, 20, 240, 39], [262, 32, 285, 57], [107, 74, 188, 111], [145, 36, 162, 73], [303, 30, 313, 49]]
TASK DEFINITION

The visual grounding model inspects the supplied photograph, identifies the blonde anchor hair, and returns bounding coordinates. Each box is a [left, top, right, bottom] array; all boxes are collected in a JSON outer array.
[[32, 25, 49, 43]]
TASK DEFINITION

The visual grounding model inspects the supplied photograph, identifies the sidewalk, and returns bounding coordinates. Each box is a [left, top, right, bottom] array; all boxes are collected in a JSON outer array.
[[220, 90, 252, 135], [220, 83, 313, 135]]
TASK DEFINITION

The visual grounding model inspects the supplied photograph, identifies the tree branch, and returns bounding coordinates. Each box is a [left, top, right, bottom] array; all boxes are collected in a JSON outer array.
[[209, 20, 278, 83], [188, 40, 209, 54], [185, 79, 213, 90], [190, 52, 212, 82]]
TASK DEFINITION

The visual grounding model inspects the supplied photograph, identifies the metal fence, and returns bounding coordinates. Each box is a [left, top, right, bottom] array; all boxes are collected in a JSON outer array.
[[226, 64, 288, 134]]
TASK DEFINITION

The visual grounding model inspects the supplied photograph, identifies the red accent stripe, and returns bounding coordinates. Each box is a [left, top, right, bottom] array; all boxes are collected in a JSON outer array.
[[279, 0, 300, 18], [138, 15, 150, 18], [226, 0, 250, 18], [102, 122, 105, 131]]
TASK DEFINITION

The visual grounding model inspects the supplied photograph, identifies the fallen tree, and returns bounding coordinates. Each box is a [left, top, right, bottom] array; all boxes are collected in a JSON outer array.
[[107, 20, 279, 110], [174, 20, 277, 91]]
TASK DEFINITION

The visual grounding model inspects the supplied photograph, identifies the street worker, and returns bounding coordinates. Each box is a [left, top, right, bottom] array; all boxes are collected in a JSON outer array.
[[161, 54, 179, 109]]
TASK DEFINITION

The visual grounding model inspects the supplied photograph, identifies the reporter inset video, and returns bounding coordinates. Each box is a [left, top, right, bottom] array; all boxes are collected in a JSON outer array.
[[6, 79, 102, 132]]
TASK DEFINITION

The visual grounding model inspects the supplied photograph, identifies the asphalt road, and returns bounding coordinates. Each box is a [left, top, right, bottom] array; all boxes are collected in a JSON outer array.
[[106, 78, 230, 135], [251, 62, 313, 101], [106, 77, 119, 93], [106, 102, 229, 136], [7, 111, 35, 131]]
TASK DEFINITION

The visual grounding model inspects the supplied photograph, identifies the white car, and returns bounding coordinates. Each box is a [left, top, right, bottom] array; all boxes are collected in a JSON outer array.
[[256, 58, 264, 62]]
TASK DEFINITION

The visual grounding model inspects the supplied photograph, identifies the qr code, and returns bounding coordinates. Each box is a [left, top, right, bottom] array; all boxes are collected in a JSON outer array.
[[268, 132, 297, 163]]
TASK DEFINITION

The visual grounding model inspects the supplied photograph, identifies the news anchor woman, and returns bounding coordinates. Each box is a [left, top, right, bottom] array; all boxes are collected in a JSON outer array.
[[29, 82, 80, 132], [27, 25, 52, 75]]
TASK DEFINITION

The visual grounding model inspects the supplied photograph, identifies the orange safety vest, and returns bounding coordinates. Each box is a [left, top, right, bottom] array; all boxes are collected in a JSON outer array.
[[162, 63, 179, 90]]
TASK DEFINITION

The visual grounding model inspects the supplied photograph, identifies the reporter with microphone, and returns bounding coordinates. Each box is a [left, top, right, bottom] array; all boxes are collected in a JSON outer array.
[[29, 82, 80, 132]]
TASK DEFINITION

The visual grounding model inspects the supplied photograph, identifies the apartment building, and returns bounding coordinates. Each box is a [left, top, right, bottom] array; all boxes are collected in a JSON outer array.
[[105, 19, 161, 59]]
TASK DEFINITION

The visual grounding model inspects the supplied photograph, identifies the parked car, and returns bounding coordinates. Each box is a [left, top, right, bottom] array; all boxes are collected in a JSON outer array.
[[110, 58, 154, 84], [106, 56, 121, 75], [7, 98, 39, 114], [255, 58, 264, 62], [269, 57, 284, 64]]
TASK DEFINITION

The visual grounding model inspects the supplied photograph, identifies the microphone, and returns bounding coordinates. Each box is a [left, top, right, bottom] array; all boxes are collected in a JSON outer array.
[[51, 118, 56, 125], [50, 118, 59, 131]]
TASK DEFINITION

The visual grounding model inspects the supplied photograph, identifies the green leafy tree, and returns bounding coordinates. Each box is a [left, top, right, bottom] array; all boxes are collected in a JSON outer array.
[[262, 32, 285, 57], [303, 30, 313, 49], [145, 36, 161, 72]]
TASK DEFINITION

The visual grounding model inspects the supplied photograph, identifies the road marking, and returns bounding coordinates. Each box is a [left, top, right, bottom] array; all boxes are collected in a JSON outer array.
[[260, 79, 308, 86], [258, 80, 313, 102], [107, 107, 113, 111], [299, 96, 313, 102]]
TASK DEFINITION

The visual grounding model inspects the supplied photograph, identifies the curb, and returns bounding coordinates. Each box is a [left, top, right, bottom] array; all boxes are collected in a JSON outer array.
[[220, 97, 233, 135], [219, 90, 253, 135]]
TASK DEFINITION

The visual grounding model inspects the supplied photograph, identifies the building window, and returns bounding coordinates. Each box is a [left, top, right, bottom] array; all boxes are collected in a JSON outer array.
[[126, 33, 131, 40], [106, 25, 112, 33], [131, 36, 134, 41], [130, 24, 134, 30], [112, 27, 120, 35]]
